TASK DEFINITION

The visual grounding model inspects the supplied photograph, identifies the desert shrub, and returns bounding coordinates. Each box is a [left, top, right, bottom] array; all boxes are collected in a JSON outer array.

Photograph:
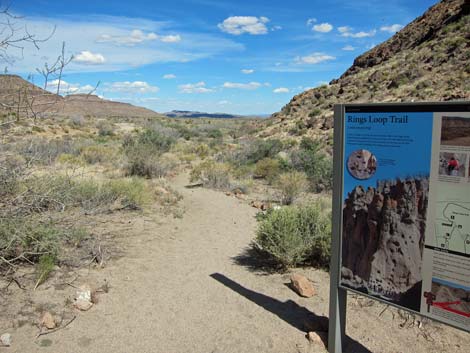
[[228, 138, 284, 166], [207, 129, 223, 139], [80, 145, 116, 164], [96, 120, 115, 136], [0, 154, 25, 197], [255, 202, 331, 268], [254, 158, 281, 184], [69, 115, 86, 128], [0, 217, 88, 271], [13, 137, 89, 165], [124, 146, 178, 178], [290, 137, 333, 192], [309, 108, 322, 117], [194, 143, 210, 159], [190, 160, 231, 189], [16, 175, 150, 213], [275, 171, 308, 205]]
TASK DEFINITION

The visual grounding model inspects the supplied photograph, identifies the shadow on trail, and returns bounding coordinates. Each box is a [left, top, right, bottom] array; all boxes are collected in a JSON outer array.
[[231, 246, 284, 275], [210, 273, 372, 353]]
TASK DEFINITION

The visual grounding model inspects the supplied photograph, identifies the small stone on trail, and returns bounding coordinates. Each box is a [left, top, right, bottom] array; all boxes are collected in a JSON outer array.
[[74, 298, 93, 311], [40, 312, 56, 329], [290, 273, 315, 298], [0, 333, 12, 347], [306, 331, 325, 346], [74, 284, 94, 311]]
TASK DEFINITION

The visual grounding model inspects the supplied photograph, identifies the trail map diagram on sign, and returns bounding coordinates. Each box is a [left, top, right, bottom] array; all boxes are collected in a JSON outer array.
[[434, 201, 470, 255]]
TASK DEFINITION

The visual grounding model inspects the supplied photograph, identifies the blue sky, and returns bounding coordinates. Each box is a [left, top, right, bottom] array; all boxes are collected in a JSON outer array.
[[7, 0, 437, 115]]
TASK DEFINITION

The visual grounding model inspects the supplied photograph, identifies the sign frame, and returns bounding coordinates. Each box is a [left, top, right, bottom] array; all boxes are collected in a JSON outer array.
[[329, 101, 470, 353]]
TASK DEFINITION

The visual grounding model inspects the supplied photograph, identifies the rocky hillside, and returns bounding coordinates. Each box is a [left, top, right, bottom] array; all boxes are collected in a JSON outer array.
[[263, 0, 470, 142], [0, 75, 160, 119]]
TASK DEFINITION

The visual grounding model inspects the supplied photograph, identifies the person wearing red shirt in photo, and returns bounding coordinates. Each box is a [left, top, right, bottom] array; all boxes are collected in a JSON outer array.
[[447, 157, 459, 175]]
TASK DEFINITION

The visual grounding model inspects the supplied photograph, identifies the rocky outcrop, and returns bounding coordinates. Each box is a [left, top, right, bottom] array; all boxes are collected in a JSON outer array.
[[341, 177, 429, 300]]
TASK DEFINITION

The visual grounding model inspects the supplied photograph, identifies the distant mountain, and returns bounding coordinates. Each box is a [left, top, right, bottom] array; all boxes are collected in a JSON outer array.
[[165, 110, 266, 119], [262, 0, 470, 142], [0, 75, 161, 118]]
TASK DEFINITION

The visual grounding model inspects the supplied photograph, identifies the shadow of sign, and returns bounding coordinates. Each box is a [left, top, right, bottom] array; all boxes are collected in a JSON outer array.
[[210, 273, 372, 353]]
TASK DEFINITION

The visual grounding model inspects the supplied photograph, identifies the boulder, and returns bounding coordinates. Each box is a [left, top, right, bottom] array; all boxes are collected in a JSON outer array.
[[40, 312, 56, 329], [0, 333, 11, 347], [290, 273, 315, 298]]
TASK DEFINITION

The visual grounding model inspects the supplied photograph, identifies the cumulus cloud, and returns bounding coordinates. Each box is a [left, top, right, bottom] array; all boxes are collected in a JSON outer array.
[[163, 74, 176, 79], [340, 27, 376, 38], [306, 18, 317, 26], [178, 81, 213, 93], [312, 23, 333, 33], [295, 52, 335, 64], [271, 25, 282, 31], [222, 81, 262, 90], [342, 45, 355, 51], [96, 29, 181, 46], [73, 51, 106, 65], [160, 34, 182, 43], [241, 69, 254, 74], [338, 26, 351, 33], [105, 81, 159, 94], [218, 16, 270, 35], [273, 87, 289, 93], [46, 79, 96, 95], [380, 24, 403, 33]]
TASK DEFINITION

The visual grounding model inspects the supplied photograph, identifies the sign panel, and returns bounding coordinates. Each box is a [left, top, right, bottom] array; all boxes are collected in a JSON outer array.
[[337, 102, 470, 332]]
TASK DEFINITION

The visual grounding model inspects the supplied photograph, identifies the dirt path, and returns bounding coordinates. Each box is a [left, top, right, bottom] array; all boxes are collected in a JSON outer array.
[[5, 174, 470, 353]]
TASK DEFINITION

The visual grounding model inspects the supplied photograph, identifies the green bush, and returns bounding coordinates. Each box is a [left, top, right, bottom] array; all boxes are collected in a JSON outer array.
[[207, 129, 223, 139], [18, 175, 150, 213], [80, 145, 116, 164], [275, 171, 308, 205], [229, 139, 284, 166], [255, 202, 331, 268], [254, 158, 281, 183], [0, 217, 88, 271], [289, 137, 333, 192], [190, 160, 231, 189]]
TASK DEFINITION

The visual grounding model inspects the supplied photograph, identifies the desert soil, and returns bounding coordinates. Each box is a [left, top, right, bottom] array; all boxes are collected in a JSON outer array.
[[1, 173, 469, 353]]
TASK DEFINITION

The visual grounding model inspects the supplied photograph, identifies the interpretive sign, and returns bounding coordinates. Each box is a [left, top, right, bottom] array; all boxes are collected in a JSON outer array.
[[329, 102, 470, 353]]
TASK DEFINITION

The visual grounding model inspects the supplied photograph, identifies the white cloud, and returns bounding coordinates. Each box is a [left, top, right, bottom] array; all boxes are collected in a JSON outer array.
[[380, 24, 403, 33], [105, 81, 159, 94], [340, 28, 376, 38], [271, 25, 282, 31], [306, 18, 317, 26], [46, 79, 96, 95], [160, 34, 181, 43], [273, 87, 289, 93], [338, 26, 351, 33], [241, 69, 254, 74], [342, 45, 355, 51], [96, 29, 160, 46], [178, 81, 213, 93], [6, 15, 244, 74], [218, 100, 230, 105], [218, 16, 270, 35], [73, 51, 106, 65], [295, 52, 335, 64], [222, 81, 262, 90], [312, 23, 333, 33], [163, 74, 176, 79], [97, 30, 181, 45]]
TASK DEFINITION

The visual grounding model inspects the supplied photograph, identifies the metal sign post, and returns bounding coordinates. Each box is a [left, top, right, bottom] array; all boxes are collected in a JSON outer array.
[[328, 102, 470, 352]]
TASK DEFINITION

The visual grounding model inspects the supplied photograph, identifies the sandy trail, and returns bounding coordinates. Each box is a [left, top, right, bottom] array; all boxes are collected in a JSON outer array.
[[9, 174, 330, 353], [7, 174, 470, 353]]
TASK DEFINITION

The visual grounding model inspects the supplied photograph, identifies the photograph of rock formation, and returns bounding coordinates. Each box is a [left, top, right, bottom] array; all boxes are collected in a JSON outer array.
[[439, 152, 466, 177], [441, 116, 470, 147], [431, 279, 470, 318], [341, 177, 429, 311]]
